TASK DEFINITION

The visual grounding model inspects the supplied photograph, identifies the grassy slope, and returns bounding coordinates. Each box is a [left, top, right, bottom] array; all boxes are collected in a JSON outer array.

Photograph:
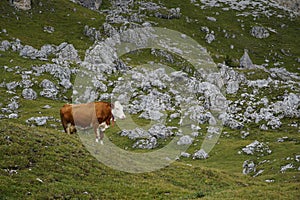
[[0, 0, 299, 199]]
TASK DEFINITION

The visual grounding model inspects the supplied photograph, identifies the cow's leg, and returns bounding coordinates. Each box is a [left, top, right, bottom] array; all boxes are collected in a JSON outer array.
[[94, 124, 100, 143], [96, 122, 108, 145], [66, 123, 72, 134]]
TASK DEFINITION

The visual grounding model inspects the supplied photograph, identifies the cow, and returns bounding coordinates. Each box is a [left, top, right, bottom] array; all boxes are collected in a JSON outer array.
[[60, 101, 126, 144]]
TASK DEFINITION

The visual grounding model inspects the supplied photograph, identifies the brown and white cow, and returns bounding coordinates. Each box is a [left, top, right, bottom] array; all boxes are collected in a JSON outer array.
[[60, 101, 126, 144]]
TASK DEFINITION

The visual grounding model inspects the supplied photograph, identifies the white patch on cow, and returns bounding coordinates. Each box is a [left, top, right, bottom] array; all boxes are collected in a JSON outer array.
[[112, 101, 126, 120], [98, 122, 108, 132], [100, 140, 104, 145], [95, 138, 99, 143]]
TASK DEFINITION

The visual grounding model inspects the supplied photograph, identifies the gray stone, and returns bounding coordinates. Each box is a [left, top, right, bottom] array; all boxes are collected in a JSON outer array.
[[243, 160, 256, 174], [56, 43, 80, 62], [267, 117, 282, 129], [148, 124, 174, 139], [205, 31, 215, 43], [132, 137, 157, 149], [201, 26, 210, 33], [20, 45, 41, 59], [7, 100, 19, 111], [11, 0, 31, 10], [40, 44, 56, 56], [180, 152, 191, 158], [8, 113, 18, 119], [11, 39, 23, 52], [240, 49, 254, 69], [71, 0, 102, 10], [6, 81, 20, 91], [139, 110, 164, 121], [226, 80, 239, 94], [242, 140, 272, 156], [193, 149, 209, 159], [22, 88, 37, 100], [1, 40, 11, 51], [26, 116, 51, 126], [39, 79, 58, 99], [280, 163, 294, 173], [177, 135, 193, 145], [84, 25, 101, 41], [120, 128, 150, 140], [250, 26, 270, 39], [207, 16, 217, 22], [43, 26, 55, 33]]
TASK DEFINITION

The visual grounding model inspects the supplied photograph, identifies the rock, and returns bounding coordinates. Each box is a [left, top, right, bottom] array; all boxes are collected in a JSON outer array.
[[242, 140, 272, 156], [155, 7, 181, 19], [253, 169, 264, 177], [42, 105, 52, 109], [177, 135, 193, 145], [83, 42, 118, 74], [139, 110, 164, 121], [240, 49, 254, 69], [120, 128, 150, 140], [71, 0, 102, 10], [193, 149, 209, 159], [26, 116, 52, 126], [0, 40, 11, 51], [267, 117, 282, 129], [56, 43, 80, 62], [32, 64, 73, 88], [277, 136, 288, 142], [180, 152, 191, 158], [270, 67, 300, 81], [240, 131, 250, 139], [272, 93, 300, 118], [280, 163, 294, 173], [40, 44, 56, 56], [84, 25, 101, 41], [8, 113, 18, 119], [11, 39, 23, 52], [200, 26, 210, 33], [7, 100, 19, 111], [39, 79, 58, 99], [148, 124, 174, 139], [219, 113, 244, 129], [43, 26, 55, 33], [20, 45, 41, 59], [250, 26, 270, 39], [102, 23, 118, 37], [22, 88, 37, 100], [132, 137, 157, 149], [206, 16, 217, 22], [205, 31, 215, 43], [11, 0, 31, 10], [226, 80, 239, 94], [243, 160, 256, 174], [6, 81, 20, 91]]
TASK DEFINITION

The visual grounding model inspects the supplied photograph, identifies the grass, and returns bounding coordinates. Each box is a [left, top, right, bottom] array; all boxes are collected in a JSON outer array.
[[0, 0, 299, 199]]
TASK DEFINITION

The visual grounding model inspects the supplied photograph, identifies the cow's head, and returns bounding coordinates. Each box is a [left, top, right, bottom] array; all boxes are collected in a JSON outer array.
[[112, 101, 126, 120]]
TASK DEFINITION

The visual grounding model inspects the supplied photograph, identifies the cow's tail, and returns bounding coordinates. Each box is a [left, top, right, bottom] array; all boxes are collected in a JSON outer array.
[[60, 108, 68, 133]]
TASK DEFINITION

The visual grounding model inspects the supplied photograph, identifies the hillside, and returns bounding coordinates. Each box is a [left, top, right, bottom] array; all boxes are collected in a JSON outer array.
[[0, 0, 299, 199]]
